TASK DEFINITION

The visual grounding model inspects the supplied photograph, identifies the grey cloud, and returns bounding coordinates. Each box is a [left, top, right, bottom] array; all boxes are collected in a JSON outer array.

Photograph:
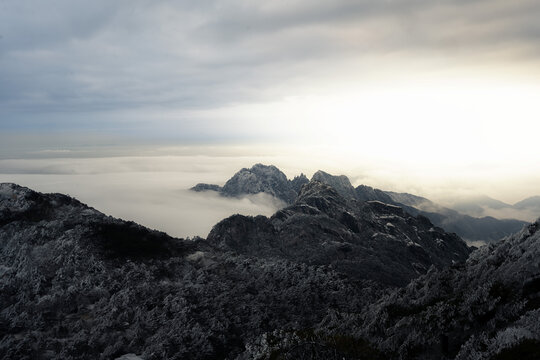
[[1, 0, 540, 133], [194, 0, 540, 52]]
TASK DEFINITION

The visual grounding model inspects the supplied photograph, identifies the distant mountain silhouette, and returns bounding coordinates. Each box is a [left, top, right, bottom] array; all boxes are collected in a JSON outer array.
[[447, 194, 540, 223], [514, 195, 540, 210], [448, 195, 512, 216]]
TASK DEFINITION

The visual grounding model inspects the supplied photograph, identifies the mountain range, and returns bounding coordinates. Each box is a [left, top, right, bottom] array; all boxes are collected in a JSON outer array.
[[2, 175, 540, 359], [192, 164, 528, 243], [449, 195, 540, 220]]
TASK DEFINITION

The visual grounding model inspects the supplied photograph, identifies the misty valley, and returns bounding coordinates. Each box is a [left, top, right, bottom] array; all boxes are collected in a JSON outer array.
[[1, 164, 540, 359]]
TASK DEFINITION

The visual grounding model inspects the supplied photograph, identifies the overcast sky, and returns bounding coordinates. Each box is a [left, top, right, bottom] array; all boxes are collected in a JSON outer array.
[[1, 0, 540, 201], [2, 0, 539, 129]]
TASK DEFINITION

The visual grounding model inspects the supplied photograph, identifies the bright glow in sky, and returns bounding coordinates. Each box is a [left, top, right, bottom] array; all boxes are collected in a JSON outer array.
[[1, 0, 539, 207], [303, 80, 537, 162], [182, 74, 540, 175]]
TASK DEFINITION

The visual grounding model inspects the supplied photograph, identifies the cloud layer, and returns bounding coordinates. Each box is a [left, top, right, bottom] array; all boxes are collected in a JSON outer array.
[[0, 153, 287, 238], [2, 0, 540, 136], [0, 147, 538, 239]]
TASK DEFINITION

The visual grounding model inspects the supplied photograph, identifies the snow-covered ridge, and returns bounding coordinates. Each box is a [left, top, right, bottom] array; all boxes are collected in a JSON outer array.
[[1, 182, 539, 359], [191, 164, 528, 243]]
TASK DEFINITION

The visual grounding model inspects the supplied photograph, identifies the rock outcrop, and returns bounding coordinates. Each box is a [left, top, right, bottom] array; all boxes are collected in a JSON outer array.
[[220, 164, 297, 203], [3, 182, 538, 359], [192, 165, 527, 242], [191, 164, 302, 204], [246, 219, 540, 359], [208, 180, 471, 287], [346, 220, 540, 359]]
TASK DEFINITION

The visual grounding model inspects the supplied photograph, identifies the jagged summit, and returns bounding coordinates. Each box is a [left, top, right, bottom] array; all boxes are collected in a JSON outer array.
[[220, 163, 297, 203], [295, 180, 348, 214], [208, 178, 471, 287], [311, 170, 357, 200], [356, 184, 395, 203], [309, 171, 395, 205], [289, 173, 309, 193], [192, 165, 528, 242], [191, 163, 303, 204], [309, 171, 396, 205]]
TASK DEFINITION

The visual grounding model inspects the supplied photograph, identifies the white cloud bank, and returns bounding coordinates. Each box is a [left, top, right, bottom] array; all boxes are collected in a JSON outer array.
[[0, 150, 296, 238], [1, 144, 538, 240]]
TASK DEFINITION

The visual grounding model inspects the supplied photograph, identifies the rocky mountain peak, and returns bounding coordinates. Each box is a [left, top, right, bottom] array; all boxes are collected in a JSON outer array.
[[311, 170, 357, 200], [308, 171, 396, 205], [1, 183, 36, 213], [355, 184, 395, 203], [191, 164, 310, 204], [295, 180, 348, 212], [219, 164, 297, 204], [207, 176, 471, 287], [191, 165, 529, 242], [289, 173, 309, 193], [0, 183, 88, 226]]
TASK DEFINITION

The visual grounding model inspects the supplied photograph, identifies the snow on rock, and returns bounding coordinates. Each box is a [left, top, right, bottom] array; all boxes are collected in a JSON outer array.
[[191, 165, 528, 242], [115, 354, 144, 360], [190, 164, 306, 205], [208, 180, 471, 287], [327, 219, 540, 359], [0, 183, 365, 359], [2, 182, 538, 359]]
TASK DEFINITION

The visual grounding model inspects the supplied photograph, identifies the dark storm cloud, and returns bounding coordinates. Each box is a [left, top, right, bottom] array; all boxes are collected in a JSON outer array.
[[1, 0, 539, 132]]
